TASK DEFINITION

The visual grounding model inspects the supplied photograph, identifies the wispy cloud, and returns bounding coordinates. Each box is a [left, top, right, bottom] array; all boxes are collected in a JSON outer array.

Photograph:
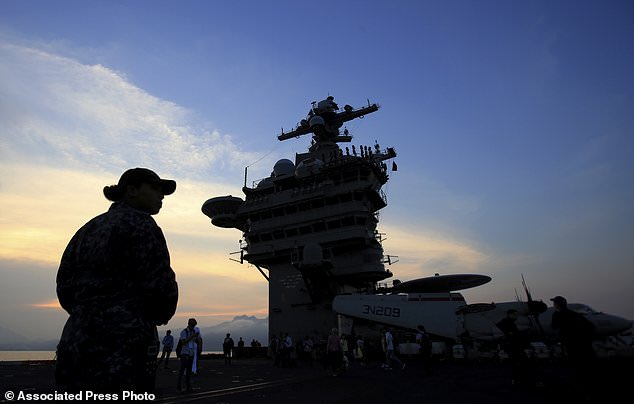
[[29, 299, 62, 310], [380, 224, 489, 280], [0, 41, 258, 179], [0, 39, 270, 337], [0, 38, 259, 268]]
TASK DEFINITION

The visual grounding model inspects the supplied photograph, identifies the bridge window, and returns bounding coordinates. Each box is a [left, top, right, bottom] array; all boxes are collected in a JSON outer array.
[[340, 193, 353, 202], [355, 217, 367, 226], [341, 217, 354, 226]]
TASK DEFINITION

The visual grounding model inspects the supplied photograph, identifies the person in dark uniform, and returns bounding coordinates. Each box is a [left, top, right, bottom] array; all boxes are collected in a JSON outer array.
[[223, 333, 235, 365], [416, 325, 433, 375], [497, 309, 530, 386], [55, 168, 179, 393], [550, 296, 595, 362], [550, 296, 597, 397]]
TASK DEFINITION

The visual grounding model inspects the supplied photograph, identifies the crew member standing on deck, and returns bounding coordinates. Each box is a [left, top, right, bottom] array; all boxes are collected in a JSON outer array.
[[177, 318, 199, 393], [191, 325, 202, 374], [385, 328, 405, 370], [55, 168, 178, 393], [497, 310, 529, 385], [327, 328, 343, 376], [223, 333, 235, 365], [551, 295, 596, 395], [158, 330, 174, 368]]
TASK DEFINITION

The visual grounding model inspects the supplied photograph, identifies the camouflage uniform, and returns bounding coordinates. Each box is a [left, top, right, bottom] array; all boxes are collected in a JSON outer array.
[[55, 201, 178, 392]]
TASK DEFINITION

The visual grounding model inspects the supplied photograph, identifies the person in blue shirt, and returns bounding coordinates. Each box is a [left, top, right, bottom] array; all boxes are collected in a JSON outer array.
[[158, 330, 174, 368]]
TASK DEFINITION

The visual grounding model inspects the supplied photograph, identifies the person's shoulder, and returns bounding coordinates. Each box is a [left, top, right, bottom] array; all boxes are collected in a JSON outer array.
[[70, 210, 109, 234], [109, 202, 159, 225]]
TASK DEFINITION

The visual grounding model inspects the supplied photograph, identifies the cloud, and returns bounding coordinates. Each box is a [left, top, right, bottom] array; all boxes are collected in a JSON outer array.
[[0, 41, 259, 179], [29, 299, 62, 309], [0, 39, 274, 341], [0, 38, 260, 270], [0, 161, 262, 293], [380, 224, 489, 280]]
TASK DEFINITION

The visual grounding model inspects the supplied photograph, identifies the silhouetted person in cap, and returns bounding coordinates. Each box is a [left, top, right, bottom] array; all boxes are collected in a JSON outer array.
[[551, 295, 596, 397], [55, 168, 179, 393], [550, 296, 595, 362]]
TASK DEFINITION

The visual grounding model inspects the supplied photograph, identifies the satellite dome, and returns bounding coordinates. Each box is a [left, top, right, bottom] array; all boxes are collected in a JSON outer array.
[[256, 177, 274, 189], [309, 115, 325, 128], [295, 158, 323, 178], [273, 159, 295, 177]]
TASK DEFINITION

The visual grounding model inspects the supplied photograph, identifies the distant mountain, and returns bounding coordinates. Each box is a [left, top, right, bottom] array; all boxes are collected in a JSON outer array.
[[198, 316, 268, 351], [0, 326, 57, 350], [0, 316, 268, 352]]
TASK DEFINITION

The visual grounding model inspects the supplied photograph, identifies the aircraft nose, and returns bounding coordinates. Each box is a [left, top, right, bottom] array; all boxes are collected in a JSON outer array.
[[599, 316, 633, 335], [616, 317, 633, 332]]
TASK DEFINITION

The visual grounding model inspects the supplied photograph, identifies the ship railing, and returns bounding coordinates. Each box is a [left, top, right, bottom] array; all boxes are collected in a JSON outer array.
[[247, 148, 392, 190], [382, 255, 399, 265], [243, 194, 270, 207], [373, 230, 391, 247]]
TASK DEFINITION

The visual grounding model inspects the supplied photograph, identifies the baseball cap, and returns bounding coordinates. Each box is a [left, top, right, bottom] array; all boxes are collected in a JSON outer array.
[[103, 168, 176, 201], [550, 296, 567, 306]]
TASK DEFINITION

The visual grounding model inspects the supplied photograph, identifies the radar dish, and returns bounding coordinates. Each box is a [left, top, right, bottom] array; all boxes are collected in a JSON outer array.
[[391, 274, 491, 293], [273, 159, 295, 177]]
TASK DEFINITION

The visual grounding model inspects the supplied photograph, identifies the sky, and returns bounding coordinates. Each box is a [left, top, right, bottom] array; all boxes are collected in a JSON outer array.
[[0, 0, 633, 342]]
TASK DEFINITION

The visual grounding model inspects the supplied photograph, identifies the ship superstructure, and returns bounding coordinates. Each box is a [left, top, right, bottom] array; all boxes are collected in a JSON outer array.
[[202, 96, 397, 340]]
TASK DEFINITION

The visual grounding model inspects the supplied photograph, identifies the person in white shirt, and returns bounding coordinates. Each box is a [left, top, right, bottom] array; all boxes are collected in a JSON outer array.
[[177, 318, 199, 392], [192, 326, 201, 374], [385, 328, 405, 370]]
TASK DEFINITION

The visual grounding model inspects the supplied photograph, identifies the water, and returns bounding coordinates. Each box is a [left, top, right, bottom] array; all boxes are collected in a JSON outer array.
[[0, 351, 225, 362], [0, 351, 56, 361]]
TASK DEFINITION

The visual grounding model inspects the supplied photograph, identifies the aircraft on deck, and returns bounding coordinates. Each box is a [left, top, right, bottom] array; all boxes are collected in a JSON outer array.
[[332, 274, 632, 342]]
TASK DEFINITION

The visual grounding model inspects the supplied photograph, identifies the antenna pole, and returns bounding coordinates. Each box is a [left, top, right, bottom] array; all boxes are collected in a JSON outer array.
[[244, 166, 248, 188]]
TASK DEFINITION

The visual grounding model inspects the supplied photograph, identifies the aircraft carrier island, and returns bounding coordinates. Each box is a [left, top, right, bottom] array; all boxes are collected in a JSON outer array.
[[202, 96, 398, 340]]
